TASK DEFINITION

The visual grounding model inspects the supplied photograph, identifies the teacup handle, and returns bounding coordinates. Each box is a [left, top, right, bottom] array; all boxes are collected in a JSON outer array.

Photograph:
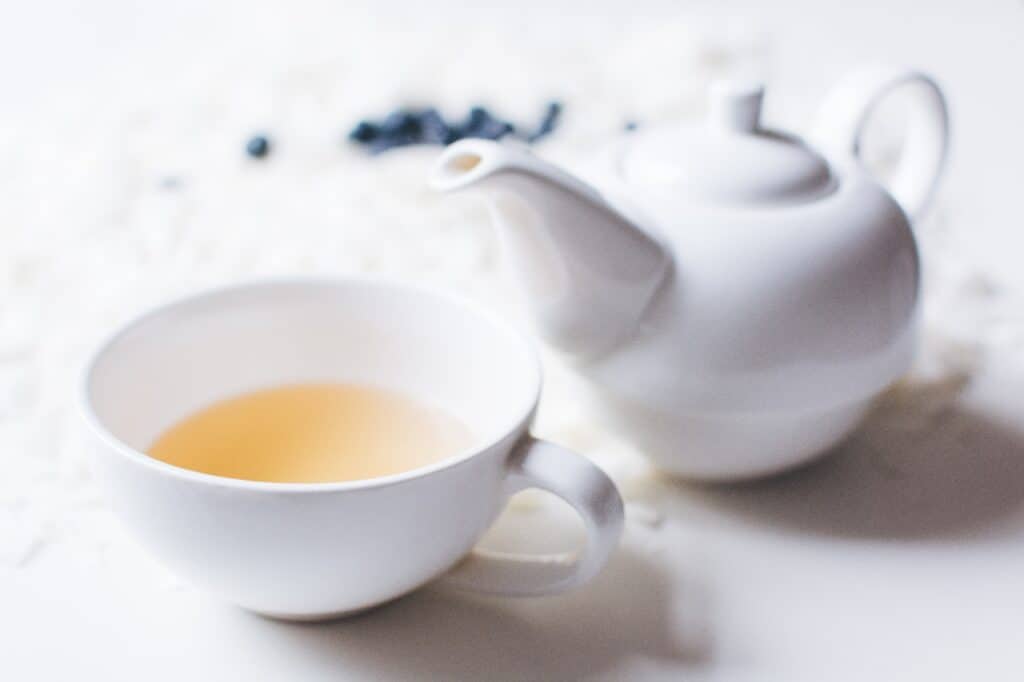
[[441, 436, 624, 596], [811, 65, 949, 222]]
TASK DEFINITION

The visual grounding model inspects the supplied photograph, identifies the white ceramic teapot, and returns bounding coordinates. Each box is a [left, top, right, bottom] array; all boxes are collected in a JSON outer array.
[[429, 66, 949, 480]]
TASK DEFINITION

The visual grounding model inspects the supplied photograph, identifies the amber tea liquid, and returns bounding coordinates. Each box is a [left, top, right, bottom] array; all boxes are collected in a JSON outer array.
[[148, 383, 474, 483]]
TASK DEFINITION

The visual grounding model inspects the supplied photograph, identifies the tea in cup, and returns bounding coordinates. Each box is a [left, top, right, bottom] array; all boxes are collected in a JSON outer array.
[[147, 382, 476, 484]]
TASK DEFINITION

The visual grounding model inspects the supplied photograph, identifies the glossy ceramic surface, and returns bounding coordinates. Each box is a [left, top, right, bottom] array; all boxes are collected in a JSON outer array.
[[430, 66, 949, 479], [81, 279, 623, 618]]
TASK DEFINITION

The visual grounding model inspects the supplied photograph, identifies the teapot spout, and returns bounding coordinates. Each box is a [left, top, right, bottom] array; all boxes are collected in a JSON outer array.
[[429, 139, 671, 360]]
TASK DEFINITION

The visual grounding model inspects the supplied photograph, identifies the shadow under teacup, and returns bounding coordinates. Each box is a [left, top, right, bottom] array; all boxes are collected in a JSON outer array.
[[80, 278, 624, 620]]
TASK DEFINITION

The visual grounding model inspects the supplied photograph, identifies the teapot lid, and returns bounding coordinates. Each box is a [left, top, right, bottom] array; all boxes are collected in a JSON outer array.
[[621, 82, 836, 205]]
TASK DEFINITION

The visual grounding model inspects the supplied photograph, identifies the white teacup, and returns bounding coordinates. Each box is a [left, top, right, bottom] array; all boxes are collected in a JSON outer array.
[[80, 278, 623, 620]]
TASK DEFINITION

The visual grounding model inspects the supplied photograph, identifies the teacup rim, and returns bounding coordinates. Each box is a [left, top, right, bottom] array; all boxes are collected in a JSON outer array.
[[79, 275, 543, 494]]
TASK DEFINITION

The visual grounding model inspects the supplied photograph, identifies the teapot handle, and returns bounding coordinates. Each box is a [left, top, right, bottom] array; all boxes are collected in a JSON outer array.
[[811, 66, 949, 223]]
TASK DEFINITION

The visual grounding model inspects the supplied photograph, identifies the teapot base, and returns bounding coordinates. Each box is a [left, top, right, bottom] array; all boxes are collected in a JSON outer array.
[[595, 395, 874, 482]]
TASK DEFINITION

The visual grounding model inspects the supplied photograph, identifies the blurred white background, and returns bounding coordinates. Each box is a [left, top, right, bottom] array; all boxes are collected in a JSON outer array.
[[2, 0, 1020, 280], [2, 1, 1023, 681]]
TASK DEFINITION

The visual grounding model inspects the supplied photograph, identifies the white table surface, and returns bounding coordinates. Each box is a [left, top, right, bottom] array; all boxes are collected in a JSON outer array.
[[2, 1, 1024, 680]]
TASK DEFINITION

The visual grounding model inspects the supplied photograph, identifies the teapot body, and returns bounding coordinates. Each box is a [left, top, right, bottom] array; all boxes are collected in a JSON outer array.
[[575, 161, 919, 479]]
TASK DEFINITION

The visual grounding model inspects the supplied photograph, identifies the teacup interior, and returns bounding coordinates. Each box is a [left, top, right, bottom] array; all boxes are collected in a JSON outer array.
[[86, 280, 539, 462]]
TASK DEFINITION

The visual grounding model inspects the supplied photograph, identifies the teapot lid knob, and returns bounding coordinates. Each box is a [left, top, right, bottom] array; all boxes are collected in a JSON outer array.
[[709, 80, 765, 133]]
